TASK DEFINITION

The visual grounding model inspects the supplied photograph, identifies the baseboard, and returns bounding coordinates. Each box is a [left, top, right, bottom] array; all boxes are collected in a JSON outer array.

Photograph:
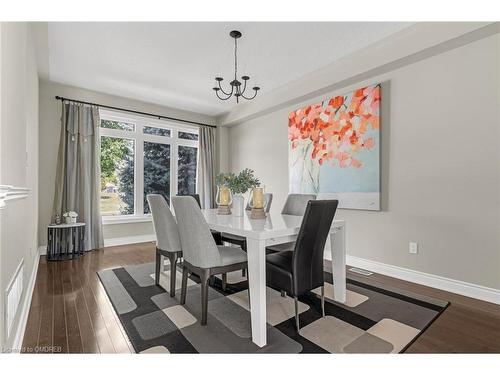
[[103, 234, 156, 247], [346, 255, 500, 305], [10, 252, 40, 353], [38, 245, 46, 256]]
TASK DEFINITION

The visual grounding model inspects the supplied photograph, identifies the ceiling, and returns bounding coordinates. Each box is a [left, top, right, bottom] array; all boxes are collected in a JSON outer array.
[[45, 22, 412, 117]]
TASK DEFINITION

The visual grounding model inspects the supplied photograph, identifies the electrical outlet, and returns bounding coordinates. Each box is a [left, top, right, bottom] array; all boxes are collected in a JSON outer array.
[[409, 242, 418, 254]]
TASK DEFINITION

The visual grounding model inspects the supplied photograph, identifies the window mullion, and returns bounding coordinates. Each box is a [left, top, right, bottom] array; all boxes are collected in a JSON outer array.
[[136, 123, 144, 215], [171, 129, 178, 201]]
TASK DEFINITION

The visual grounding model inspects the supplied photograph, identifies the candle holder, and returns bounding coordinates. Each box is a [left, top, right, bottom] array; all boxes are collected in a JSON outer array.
[[216, 185, 232, 215], [249, 186, 267, 219]]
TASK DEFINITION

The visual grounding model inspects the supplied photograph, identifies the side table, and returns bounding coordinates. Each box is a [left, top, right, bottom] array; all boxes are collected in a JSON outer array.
[[47, 222, 86, 261]]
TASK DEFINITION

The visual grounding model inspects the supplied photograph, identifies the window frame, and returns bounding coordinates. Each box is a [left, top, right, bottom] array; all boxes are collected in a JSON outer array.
[[99, 109, 199, 224]]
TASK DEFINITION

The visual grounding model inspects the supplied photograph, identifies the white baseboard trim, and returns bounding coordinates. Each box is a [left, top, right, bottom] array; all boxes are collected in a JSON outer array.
[[10, 252, 40, 353], [104, 234, 156, 247], [346, 255, 500, 305]]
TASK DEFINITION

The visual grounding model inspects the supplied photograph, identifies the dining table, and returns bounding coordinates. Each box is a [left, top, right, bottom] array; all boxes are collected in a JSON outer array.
[[201, 208, 346, 347]]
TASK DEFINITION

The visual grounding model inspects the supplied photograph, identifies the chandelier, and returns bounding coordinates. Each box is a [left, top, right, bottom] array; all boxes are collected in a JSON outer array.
[[213, 30, 260, 103]]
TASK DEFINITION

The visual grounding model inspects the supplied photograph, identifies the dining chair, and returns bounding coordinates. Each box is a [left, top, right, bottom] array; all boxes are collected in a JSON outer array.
[[220, 193, 273, 284], [265, 199, 338, 332], [266, 193, 317, 254], [176, 193, 223, 245], [172, 196, 248, 325], [147, 194, 183, 297], [281, 193, 317, 215]]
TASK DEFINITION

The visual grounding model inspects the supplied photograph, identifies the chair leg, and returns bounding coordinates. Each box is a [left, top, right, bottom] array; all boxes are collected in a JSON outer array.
[[180, 265, 188, 305], [155, 250, 161, 286], [169, 253, 179, 297], [294, 296, 300, 332], [321, 285, 325, 317], [281, 290, 287, 298], [221, 273, 227, 291], [200, 270, 210, 326]]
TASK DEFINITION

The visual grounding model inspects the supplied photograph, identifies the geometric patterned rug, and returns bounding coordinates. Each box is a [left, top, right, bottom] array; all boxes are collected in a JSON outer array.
[[97, 262, 449, 354]]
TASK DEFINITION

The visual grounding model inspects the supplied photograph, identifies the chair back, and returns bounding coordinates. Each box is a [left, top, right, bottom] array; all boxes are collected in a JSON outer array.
[[292, 200, 339, 295], [146, 194, 182, 253], [177, 193, 201, 208], [281, 193, 317, 216], [171, 196, 221, 268], [245, 193, 273, 213]]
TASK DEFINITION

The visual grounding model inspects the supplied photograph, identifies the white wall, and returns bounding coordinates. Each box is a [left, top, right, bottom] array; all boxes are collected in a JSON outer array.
[[0, 22, 39, 350], [228, 33, 500, 290], [38, 80, 217, 248]]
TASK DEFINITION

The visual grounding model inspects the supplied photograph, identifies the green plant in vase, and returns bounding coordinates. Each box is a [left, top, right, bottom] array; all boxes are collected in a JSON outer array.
[[228, 168, 260, 216]]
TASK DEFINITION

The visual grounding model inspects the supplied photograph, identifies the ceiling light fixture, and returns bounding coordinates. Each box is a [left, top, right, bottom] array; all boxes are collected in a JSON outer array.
[[213, 30, 260, 103]]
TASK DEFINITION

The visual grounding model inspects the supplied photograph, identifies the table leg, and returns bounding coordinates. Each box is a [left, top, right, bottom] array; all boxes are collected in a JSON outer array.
[[330, 223, 346, 303], [246, 237, 267, 347]]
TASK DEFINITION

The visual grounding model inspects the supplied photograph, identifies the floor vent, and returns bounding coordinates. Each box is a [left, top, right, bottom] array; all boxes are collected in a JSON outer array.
[[5, 260, 24, 339], [348, 267, 373, 276]]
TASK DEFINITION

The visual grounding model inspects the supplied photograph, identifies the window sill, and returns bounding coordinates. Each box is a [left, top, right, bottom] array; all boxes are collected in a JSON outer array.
[[102, 216, 152, 225]]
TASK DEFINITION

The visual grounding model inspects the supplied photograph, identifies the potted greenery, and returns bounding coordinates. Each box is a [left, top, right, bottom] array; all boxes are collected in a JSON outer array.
[[227, 169, 260, 216]]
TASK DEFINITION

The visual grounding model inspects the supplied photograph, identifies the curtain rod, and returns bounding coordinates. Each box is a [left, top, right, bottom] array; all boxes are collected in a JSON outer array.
[[54, 96, 217, 129]]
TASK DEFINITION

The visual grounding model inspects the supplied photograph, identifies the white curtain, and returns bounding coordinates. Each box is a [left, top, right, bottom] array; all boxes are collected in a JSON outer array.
[[197, 126, 216, 209], [52, 102, 104, 250]]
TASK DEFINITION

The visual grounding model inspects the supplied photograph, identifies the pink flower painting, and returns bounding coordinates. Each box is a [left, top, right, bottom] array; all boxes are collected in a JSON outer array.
[[288, 84, 381, 210]]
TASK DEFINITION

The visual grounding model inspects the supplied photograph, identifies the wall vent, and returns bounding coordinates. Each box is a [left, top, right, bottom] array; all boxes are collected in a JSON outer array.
[[348, 267, 373, 276], [5, 260, 24, 339]]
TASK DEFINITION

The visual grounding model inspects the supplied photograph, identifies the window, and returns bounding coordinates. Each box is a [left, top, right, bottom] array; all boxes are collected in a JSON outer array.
[[99, 110, 199, 221]]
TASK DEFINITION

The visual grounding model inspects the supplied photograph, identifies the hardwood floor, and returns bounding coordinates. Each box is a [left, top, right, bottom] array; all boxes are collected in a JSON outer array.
[[22, 242, 500, 353]]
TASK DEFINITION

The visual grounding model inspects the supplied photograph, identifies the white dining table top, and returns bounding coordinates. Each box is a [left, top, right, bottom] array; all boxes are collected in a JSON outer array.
[[201, 208, 344, 240]]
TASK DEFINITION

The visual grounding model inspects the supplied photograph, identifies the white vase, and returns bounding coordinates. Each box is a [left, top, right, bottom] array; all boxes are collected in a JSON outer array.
[[232, 194, 244, 216]]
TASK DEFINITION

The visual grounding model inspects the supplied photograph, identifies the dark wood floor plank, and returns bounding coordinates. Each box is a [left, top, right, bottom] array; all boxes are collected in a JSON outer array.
[[52, 262, 68, 353], [69, 258, 100, 353], [61, 261, 83, 353], [22, 241, 500, 354], [76, 257, 116, 353], [36, 259, 54, 353]]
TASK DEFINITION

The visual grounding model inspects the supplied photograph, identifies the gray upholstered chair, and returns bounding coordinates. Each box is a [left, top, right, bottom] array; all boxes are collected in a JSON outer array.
[[147, 194, 183, 297], [266, 193, 317, 254], [281, 193, 317, 216], [176, 193, 223, 245], [172, 196, 248, 325]]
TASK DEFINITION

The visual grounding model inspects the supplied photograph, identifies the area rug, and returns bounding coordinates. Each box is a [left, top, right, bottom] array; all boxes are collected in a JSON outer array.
[[97, 262, 448, 353]]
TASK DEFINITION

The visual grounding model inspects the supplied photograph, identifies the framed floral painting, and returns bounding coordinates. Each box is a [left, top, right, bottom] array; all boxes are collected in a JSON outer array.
[[288, 83, 381, 210]]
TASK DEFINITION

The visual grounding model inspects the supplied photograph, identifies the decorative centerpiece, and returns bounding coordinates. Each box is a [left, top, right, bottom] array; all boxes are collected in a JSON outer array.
[[229, 169, 260, 217], [215, 174, 232, 215], [63, 211, 78, 224], [249, 186, 267, 219], [216, 169, 260, 216]]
